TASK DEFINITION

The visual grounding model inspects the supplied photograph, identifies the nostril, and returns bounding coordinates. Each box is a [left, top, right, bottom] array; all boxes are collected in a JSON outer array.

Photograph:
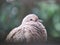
[[35, 19, 37, 22]]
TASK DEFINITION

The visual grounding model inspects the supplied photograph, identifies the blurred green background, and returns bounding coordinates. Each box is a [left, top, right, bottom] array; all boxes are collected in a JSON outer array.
[[0, 0, 60, 44]]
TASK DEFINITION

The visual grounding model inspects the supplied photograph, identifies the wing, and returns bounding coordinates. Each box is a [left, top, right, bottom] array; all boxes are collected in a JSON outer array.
[[6, 26, 21, 42]]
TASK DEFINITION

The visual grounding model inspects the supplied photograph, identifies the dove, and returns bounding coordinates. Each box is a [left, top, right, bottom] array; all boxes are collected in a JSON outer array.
[[6, 14, 47, 44]]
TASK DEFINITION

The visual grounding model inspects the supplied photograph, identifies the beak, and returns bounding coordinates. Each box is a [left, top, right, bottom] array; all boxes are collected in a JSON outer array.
[[38, 19, 43, 23]]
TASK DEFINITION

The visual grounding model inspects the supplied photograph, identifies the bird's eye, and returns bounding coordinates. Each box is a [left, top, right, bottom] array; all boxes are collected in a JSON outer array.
[[30, 19, 33, 21]]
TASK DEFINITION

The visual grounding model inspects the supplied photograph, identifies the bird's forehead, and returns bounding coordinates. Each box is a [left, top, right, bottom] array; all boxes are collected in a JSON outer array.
[[26, 14, 38, 19]]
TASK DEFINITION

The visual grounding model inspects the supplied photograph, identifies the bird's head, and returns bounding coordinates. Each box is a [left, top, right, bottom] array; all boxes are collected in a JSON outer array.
[[22, 14, 42, 24]]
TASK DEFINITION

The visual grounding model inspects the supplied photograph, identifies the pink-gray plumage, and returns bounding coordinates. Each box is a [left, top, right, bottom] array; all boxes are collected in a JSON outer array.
[[6, 14, 47, 43]]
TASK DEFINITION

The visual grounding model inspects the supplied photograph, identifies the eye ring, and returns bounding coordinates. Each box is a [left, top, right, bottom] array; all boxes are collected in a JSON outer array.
[[30, 19, 33, 21]]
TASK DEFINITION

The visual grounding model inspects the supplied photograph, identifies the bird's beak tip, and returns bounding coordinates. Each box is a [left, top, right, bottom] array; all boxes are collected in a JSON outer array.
[[39, 20, 43, 23]]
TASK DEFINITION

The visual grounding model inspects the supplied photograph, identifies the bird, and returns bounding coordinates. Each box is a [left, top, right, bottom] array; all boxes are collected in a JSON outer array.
[[5, 14, 47, 44]]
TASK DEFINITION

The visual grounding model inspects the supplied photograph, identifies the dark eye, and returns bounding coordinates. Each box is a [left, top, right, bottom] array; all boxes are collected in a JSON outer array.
[[30, 19, 33, 21]]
